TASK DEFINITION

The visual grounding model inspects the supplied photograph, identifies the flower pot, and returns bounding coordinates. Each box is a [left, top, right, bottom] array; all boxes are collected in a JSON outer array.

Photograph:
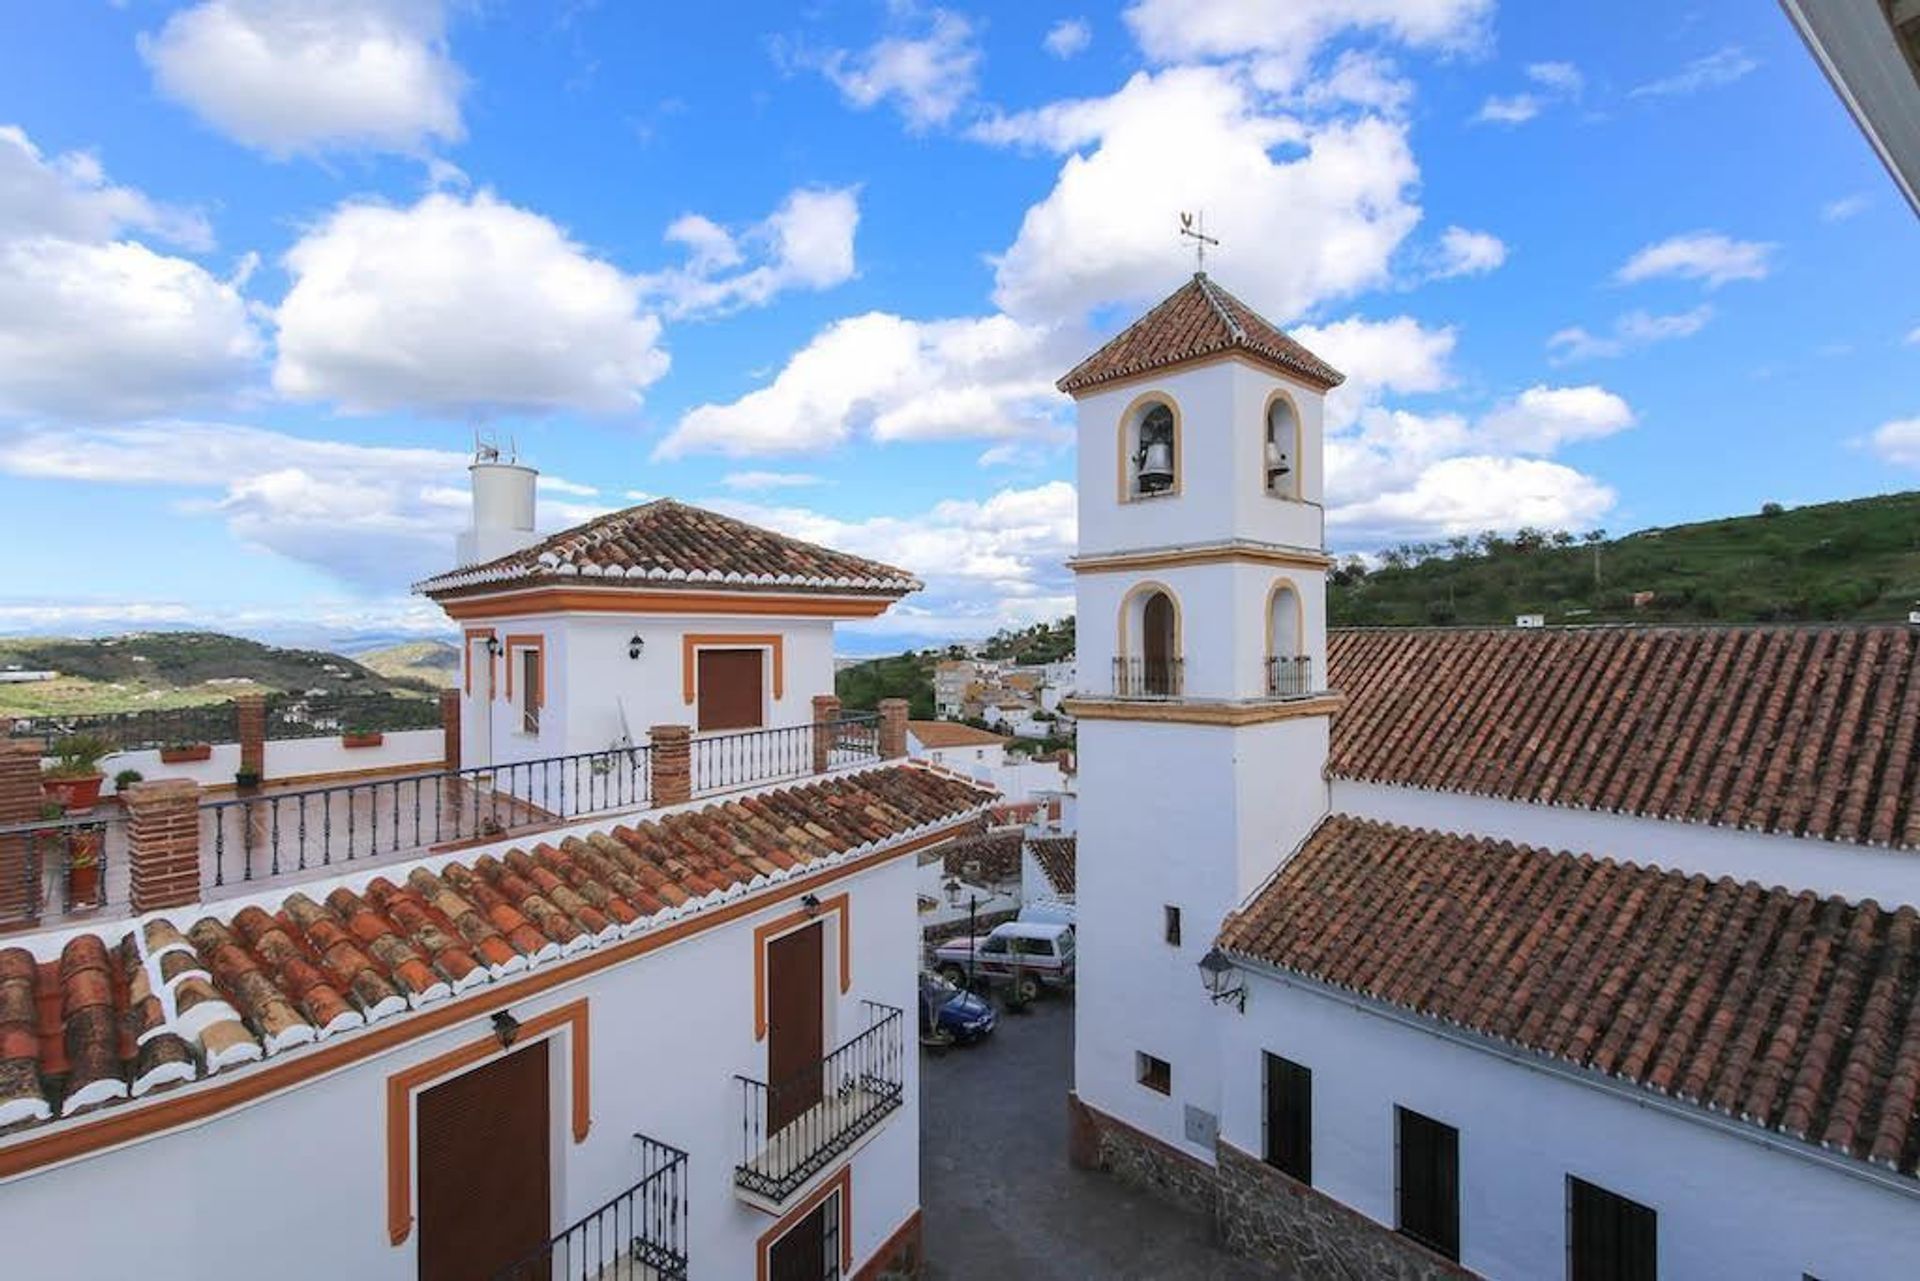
[[342, 732, 384, 749], [159, 744, 212, 764], [43, 773, 104, 814], [65, 832, 102, 910]]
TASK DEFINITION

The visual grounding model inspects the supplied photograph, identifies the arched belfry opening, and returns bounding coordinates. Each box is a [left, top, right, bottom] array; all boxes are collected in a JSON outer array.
[[1128, 400, 1177, 498], [1265, 396, 1298, 498], [1267, 582, 1307, 697], [1118, 585, 1182, 698], [1143, 592, 1176, 694]]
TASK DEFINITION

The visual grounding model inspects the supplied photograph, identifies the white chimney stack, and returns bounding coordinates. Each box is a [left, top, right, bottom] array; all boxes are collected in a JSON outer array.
[[456, 437, 541, 567]]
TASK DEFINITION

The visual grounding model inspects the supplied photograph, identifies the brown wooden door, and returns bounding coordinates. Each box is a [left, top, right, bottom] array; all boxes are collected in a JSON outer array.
[[697, 648, 765, 731], [768, 1196, 835, 1281], [417, 1041, 550, 1281], [1143, 592, 1174, 694], [766, 923, 825, 1132]]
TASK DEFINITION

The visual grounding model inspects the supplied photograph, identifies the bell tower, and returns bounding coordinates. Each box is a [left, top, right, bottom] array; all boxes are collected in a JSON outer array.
[[1062, 271, 1345, 1169]]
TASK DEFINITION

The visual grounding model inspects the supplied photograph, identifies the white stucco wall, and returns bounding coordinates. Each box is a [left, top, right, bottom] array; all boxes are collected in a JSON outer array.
[[100, 730, 445, 795], [1218, 969, 1920, 1280], [0, 841, 925, 1281], [1332, 780, 1920, 909]]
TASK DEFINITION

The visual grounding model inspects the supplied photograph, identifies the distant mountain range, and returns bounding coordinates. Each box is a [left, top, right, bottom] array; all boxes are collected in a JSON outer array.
[[357, 640, 460, 688]]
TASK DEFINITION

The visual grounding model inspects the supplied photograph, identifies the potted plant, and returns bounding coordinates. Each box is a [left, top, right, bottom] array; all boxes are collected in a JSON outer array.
[[42, 734, 112, 814], [234, 768, 262, 793], [114, 768, 144, 794], [341, 725, 384, 749], [159, 741, 212, 764], [65, 819, 102, 911]]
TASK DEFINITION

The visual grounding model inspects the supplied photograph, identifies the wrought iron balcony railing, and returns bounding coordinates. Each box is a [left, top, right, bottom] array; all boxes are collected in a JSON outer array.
[[1110, 656, 1184, 700], [1265, 655, 1314, 698], [734, 1001, 905, 1205], [493, 1135, 689, 1281]]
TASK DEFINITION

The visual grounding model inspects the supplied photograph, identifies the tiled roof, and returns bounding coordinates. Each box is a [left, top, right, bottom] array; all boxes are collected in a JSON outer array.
[[1056, 273, 1344, 396], [1029, 837, 1076, 896], [1328, 625, 1920, 850], [942, 830, 1025, 887], [1220, 816, 1920, 1177], [0, 765, 990, 1134], [909, 720, 1009, 749], [416, 498, 922, 597]]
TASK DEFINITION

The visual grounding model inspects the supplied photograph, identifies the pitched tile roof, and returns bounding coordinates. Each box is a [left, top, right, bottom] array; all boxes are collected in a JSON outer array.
[[416, 498, 922, 597], [909, 720, 1010, 749], [1328, 625, 1920, 850], [1056, 273, 1344, 396], [1029, 837, 1076, 896], [942, 830, 1025, 887], [0, 765, 990, 1135], [1220, 815, 1920, 1177]]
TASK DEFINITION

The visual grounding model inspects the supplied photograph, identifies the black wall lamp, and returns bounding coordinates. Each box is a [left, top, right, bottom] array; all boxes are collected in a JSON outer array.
[[491, 1010, 521, 1048], [484, 636, 503, 657], [1198, 947, 1246, 1012], [800, 893, 822, 916], [628, 634, 645, 660]]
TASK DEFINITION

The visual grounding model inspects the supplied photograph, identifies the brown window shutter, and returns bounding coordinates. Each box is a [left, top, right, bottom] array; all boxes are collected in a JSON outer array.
[[417, 1041, 551, 1281], [698, 648, 766, 731]]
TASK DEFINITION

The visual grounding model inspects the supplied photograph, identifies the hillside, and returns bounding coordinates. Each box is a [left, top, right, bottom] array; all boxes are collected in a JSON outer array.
[[835, 652, 938, 719], [1330, 491, 1920, 628], [358, 640, 460, 688], [978, 617, 1076, 664], [0, 631, 437, 716]]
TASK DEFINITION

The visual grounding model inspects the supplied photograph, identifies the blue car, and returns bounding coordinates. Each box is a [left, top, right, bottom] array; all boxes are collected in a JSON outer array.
[[920, 971, 996, 1044]]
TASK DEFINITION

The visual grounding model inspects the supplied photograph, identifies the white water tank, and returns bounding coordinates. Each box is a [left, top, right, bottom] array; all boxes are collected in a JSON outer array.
[[456, 457, 541, 567]]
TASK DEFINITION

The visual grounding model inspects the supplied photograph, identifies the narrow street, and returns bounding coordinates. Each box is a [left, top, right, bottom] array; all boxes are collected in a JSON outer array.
[[919, 994, 1281, 1280]]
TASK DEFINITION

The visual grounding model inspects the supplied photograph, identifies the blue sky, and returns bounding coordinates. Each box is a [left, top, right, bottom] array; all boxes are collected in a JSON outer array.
[[0, 0, 1914, 654]]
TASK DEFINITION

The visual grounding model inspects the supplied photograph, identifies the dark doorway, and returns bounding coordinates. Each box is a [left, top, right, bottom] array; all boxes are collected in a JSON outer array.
[[417, 1040, 551, 1281], [769, 1193, 841, 1281], [1142, 592, 1175, 695], [697, 648, 765, 730], [767, 923, 825, 1132]]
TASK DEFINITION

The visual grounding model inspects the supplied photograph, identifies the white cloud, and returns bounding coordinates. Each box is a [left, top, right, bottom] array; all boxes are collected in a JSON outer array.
[[1821, 193, 1870, 222], [1630, 46, 1759, 100], [0, 596, 455, 646], [657, 311, 1073, 459], [274, 190, 669, 415], [0, 125, 210, 250], [723, 470, 826, 491], [1526, 61, 1584, 96], [1330, 455, 1616, 546], [1123, 0, 1491, 85], [789, 8, 981, 131], [1475, 384, 1635, 452], [1868, 417, 1920, 469], [1043, 19, 1092, 60], [1291, 315, 1457, 429], [642, 186, 859, 319], [1473, 93, 1539, 125], [1906, 326, 1920, 347], [140, 0, 464, 157], [1548, 305, 1713, 362], [981, 66, 1421, 326], [1616, 232, 1774, 288], [1429, 225, 1506, 279]]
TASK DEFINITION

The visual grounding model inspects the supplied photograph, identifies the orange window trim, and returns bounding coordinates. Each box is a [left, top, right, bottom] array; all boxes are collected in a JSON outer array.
[[439, 588, 894, 622], [385, 998, 590, 1246], [683, 633, 785, 706], [462, 627, 498, 698], [0, 818, 972, 1185], [756, 1167, 853, 1281], [752, 893, 851, 1041], [504, 633, 545, 708]]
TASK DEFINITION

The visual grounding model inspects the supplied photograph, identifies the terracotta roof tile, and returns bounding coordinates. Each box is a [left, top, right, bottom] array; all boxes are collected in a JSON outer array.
[[417, 498, 921, 597], [1328, 625, 1920, 849], [1056, 273, 1343, 396], [1220, 815, 1920, 1175], [908, 720, 1010, 749], [0, 764, 989, 1137], [942, 830, 1025, 887], [1028, 837, 1076, 896]]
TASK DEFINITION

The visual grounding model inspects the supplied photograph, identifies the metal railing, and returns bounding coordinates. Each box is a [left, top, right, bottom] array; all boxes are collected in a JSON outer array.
[[734, 1001, 905, 1204], [1265, 655, 1314, 698], [264, 690, 440, 740], [6, 703, 238, 754], [204, 744, 651, 888], [1110, 656, 1184, 699], [493, 1135, 689, 1281], [0, 812, 124, 928], [691, 713, 879, 797]]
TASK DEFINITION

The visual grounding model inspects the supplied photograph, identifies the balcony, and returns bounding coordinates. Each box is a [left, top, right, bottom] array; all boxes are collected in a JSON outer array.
[[733, 1001, 906, 1210], [1110, 656, 1184, 700], [493, 1135, 688, 1281], [1266, 655, 1314, 698]]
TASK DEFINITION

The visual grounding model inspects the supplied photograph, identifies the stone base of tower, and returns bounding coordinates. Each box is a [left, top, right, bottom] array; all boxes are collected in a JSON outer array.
[[1068, 1095, 1481, 1281]]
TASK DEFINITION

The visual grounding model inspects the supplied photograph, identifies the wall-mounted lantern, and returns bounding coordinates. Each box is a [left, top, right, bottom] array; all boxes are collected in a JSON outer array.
[[491, 1009, 521, 1048], [485, 636, 503, 657], [628, 634, 645, 661], [1198, 947, 1245, 1012]]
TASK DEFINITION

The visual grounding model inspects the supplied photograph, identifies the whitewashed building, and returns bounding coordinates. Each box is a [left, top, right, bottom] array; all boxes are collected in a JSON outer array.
[[1062, 273, 1920, 1279]]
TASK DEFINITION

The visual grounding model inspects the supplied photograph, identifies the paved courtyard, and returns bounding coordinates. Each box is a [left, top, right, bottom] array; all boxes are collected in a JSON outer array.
[[919, 992, 1281, 1280]]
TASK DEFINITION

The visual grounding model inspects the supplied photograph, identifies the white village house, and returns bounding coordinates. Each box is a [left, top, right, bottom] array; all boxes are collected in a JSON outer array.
[[1061, 273, 1920, 1279], [0, 472, 991, 1281]]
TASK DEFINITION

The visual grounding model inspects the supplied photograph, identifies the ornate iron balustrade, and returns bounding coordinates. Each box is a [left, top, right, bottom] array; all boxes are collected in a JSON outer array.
[[1265, 655, 1314, 698], [0, 812, 124, 929], [734, 1001, 905, 1204], [203, 744, 651, 889], [493, 1135, 689, 1280], [690, 713, 880, 798], [1111, 656, 1184, 699]]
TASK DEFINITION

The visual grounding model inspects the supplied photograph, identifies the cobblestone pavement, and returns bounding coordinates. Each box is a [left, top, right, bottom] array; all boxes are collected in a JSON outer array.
[[919, 993, 1282, 1280]]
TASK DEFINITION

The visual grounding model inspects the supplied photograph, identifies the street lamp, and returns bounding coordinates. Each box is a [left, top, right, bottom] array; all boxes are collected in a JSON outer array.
[[1198, 947, 1245, 1012], [943, 874, 981, 991]]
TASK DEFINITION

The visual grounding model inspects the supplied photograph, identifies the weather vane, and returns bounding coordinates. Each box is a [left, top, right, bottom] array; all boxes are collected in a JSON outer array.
[[1179, 211, 1219, 273]]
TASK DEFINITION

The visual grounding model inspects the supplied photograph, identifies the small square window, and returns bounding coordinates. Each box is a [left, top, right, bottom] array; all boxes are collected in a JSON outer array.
[[1137, 1052, 1171, 1095], [1164, 905, 1182, 946]]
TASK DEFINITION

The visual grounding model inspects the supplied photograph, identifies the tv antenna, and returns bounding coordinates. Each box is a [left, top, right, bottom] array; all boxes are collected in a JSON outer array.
[[1179, 211, 1219, 273]]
